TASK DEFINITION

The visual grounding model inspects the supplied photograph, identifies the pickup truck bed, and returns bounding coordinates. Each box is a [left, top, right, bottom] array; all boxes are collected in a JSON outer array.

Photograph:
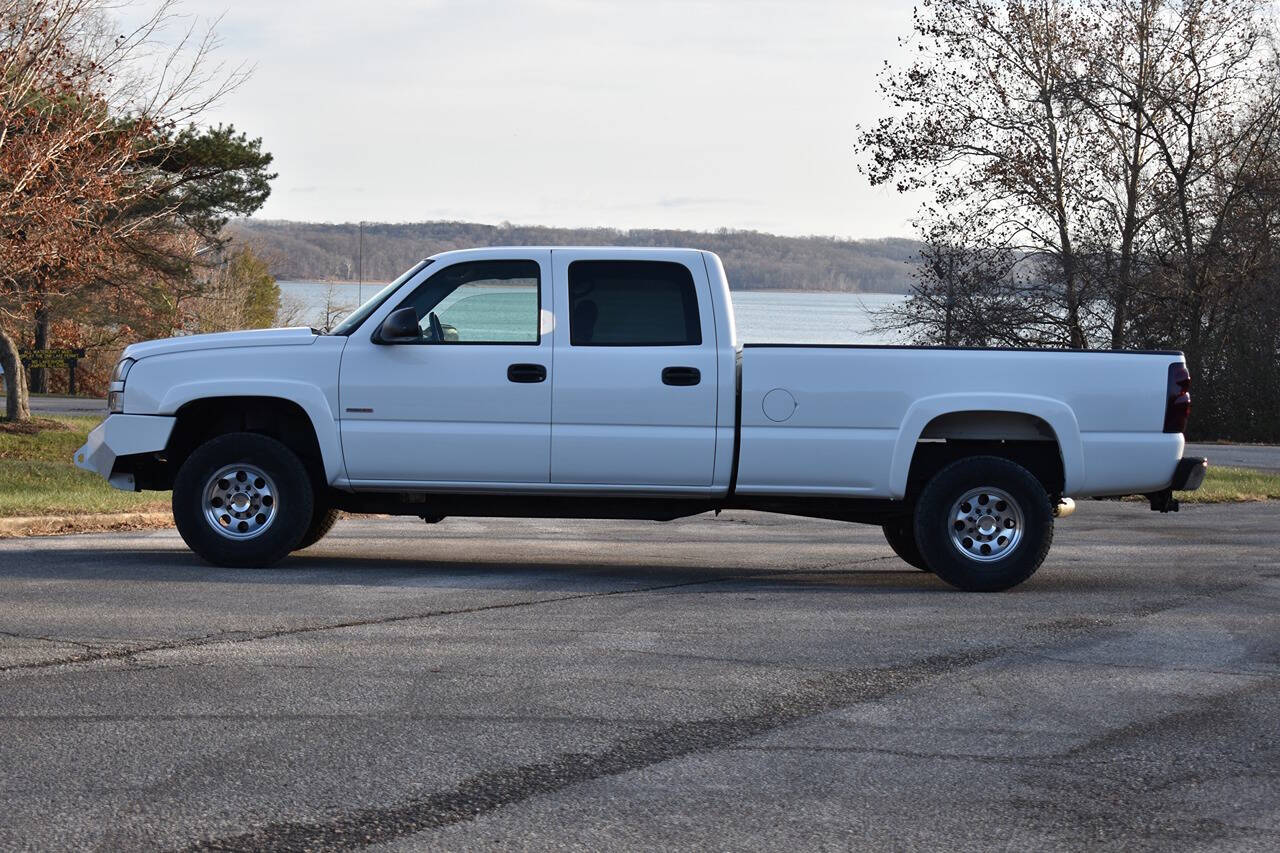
[[75, 247, 1206, 591], [737, 344, 1185, 499]]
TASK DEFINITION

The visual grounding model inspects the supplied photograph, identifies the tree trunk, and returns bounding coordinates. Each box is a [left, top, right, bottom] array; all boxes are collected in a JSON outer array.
[[0, 329, 31, 422], [30, 305, 49, 393], [1111, 106, 1146, 349], [1040, 89, 1085, 349]]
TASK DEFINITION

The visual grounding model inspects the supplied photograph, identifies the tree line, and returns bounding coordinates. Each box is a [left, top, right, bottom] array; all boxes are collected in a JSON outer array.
[[1, 0, 277, 421], [860, 0, 1280, 442], [228, 220, 921, 294]]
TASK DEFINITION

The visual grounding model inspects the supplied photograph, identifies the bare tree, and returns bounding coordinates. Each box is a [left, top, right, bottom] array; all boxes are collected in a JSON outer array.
[[859, 0, 1102, 349], [316, 285, 354, 334], [861, 0, 1280, 439]]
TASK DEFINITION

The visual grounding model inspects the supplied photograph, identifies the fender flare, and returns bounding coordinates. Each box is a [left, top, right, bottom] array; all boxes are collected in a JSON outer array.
[[888, 393, 1084, 499], [158, 380, 345, 484]]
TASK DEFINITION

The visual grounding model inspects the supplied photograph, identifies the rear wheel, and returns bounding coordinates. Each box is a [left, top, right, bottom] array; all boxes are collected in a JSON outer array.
[[882, 520, 930, 571], [913, 455, 1053, 592], [173, 432, 314, 567]]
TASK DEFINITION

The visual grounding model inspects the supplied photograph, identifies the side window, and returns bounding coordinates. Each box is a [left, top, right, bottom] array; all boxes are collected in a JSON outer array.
[[395, 260, 540, 344], [568, 261, 702, 346]]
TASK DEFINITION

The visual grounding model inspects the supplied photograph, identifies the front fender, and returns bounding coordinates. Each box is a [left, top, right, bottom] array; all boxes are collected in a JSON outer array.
[[888, 393, 1084, 499], [158, 380, 345, 485]]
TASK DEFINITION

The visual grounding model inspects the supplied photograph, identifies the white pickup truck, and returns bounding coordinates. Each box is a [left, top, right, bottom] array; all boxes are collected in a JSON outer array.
[[75, 247, 1206, 591]]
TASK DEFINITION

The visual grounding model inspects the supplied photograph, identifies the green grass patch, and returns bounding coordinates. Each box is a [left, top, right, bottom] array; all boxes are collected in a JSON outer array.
[[0, 415, 99, 462], [1179, 465, 1280, 503], [0, 415, 169, 518]]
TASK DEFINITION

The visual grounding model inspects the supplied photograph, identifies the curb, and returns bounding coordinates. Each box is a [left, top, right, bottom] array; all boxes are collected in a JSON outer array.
[[0, 512, 172, 538]]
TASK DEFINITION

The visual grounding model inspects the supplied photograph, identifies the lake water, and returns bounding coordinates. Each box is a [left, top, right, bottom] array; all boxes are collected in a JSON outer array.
[[279, 281, 908, 345]]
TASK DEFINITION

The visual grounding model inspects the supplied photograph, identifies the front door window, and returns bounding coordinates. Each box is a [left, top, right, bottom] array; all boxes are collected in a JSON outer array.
[[394, 260, 540, 344]]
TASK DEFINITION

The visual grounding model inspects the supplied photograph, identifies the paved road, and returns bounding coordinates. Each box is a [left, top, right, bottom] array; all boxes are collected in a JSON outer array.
[[1, 504, 1277, 851], [1187, 442, 1280, 474], [3, 393, 106, 415]]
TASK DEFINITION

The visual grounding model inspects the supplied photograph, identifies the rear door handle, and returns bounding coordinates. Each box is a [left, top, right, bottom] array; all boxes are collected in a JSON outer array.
[[661, 366, 701, 386], [507, 363, 547, 383]]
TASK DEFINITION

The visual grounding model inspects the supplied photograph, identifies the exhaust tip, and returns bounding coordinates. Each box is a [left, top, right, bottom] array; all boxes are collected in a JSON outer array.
[[1054, 498, 1076, 519]]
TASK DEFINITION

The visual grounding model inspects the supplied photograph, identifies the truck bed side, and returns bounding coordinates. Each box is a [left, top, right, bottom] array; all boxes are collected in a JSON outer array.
[[735, 345, 1185, 499]]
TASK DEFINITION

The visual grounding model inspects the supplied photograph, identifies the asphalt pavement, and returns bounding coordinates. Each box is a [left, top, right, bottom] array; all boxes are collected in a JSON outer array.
[[1, 502, 1277, 851], [3, 393, 106, 416], [1186, 443, 1280, 474]]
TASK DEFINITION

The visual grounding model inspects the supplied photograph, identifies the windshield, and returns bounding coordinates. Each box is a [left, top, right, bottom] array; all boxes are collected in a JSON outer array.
[[329, 259, 433, 336]]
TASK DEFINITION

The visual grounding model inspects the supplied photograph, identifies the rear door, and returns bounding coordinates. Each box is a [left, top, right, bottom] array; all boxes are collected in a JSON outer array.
[[549, 250, 719, 487]]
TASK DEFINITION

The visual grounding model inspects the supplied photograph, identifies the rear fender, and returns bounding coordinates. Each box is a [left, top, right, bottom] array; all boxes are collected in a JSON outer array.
[[890, 394, 1084, 499]]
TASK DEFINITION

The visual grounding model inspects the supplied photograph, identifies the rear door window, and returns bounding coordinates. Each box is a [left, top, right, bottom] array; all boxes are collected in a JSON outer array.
[[567, 261, 701, 346]]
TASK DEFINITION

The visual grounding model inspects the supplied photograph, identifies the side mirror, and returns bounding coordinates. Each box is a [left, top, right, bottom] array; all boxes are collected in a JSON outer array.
[[375, 307, 422, 344]]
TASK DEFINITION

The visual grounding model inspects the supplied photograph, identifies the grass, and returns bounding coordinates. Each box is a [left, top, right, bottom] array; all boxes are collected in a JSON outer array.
[[1178, 464, 1280, 503], [0, 415, 1277, 519], [0, 415, 169, 518]]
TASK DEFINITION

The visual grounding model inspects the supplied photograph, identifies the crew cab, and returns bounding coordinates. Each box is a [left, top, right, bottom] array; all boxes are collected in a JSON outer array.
[[75, 247, 1207, 591]]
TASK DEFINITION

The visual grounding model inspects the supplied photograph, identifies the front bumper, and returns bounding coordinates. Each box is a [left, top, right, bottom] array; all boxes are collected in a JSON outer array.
[[1147, 455, 1208, 512], [73, 414, 176, 491]]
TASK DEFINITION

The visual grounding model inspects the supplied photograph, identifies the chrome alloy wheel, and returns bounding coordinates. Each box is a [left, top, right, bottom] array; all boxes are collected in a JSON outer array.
[[202, 463, 278, 540], [948, 486, 1024, 562]]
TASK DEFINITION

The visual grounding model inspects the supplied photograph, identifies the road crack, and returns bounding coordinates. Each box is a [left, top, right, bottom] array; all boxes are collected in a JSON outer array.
[[176, 647, 1006, 852], [0, 577, 734, 675]]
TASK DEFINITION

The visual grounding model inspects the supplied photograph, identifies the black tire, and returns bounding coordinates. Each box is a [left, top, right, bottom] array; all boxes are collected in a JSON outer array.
[[296, 506, 341, 550], [172, 432, 314, 568], [882, 520, 930, 571], [913, 455, 1053, 592]]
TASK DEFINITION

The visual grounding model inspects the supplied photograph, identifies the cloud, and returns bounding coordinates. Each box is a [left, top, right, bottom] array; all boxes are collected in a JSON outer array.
[[143, 0, 921, 238]]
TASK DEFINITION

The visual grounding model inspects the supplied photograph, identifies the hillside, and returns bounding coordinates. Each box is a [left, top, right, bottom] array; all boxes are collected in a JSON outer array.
[[227, 220, 920, 293]]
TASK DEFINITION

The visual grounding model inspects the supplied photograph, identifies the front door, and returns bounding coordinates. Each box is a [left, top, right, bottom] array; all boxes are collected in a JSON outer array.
[[339, 252, 553, 485], [550, 250, 719, 487]]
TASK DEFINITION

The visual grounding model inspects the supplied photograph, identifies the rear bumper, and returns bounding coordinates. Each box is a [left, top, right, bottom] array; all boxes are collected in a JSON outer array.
[[73, 414, 176, 491], [1171, 456, 1208, 491], [1147, 455, 1208, 512]]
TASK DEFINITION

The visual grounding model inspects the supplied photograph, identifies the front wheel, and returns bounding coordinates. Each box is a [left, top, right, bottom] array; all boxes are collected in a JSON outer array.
[[173, 432, 314, 567], [295, 506, 342, 550], [913, 456, 1054, 592]]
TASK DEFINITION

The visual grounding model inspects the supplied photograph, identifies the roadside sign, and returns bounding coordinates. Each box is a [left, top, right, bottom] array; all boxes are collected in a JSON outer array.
[[19, 348, 86, 369], [6, 348, 90, 394]]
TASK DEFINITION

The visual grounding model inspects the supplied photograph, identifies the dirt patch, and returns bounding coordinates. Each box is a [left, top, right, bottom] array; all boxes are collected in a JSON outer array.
[[0, 417, 72, 435], [0, 511, 172, 538]]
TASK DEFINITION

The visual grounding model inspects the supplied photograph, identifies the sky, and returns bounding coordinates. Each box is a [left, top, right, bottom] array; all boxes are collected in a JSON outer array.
[[137, 0, 922, 239]]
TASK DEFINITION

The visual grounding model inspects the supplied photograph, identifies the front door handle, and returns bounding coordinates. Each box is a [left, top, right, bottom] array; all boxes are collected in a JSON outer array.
[[662, 366, 701, 386], [507, 363, 547, 383]]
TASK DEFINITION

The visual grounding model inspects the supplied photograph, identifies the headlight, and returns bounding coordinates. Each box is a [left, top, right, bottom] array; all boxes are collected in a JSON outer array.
[[110, 357, 135, 383], [108, 357, 134, 413]]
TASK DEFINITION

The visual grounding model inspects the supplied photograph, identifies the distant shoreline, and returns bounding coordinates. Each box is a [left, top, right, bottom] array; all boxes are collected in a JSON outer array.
[[277, 279, 908, 296]]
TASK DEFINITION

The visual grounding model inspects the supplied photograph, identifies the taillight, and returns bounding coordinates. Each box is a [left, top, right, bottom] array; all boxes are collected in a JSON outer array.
[[1163, 362, 1191, 433]]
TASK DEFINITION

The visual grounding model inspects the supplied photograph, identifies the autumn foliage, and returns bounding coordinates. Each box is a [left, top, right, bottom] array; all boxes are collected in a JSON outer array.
[[1, 0, 272, 421]]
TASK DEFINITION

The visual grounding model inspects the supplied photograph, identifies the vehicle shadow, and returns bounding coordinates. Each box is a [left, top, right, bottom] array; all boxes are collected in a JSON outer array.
[[0, 544, 966, 594]]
